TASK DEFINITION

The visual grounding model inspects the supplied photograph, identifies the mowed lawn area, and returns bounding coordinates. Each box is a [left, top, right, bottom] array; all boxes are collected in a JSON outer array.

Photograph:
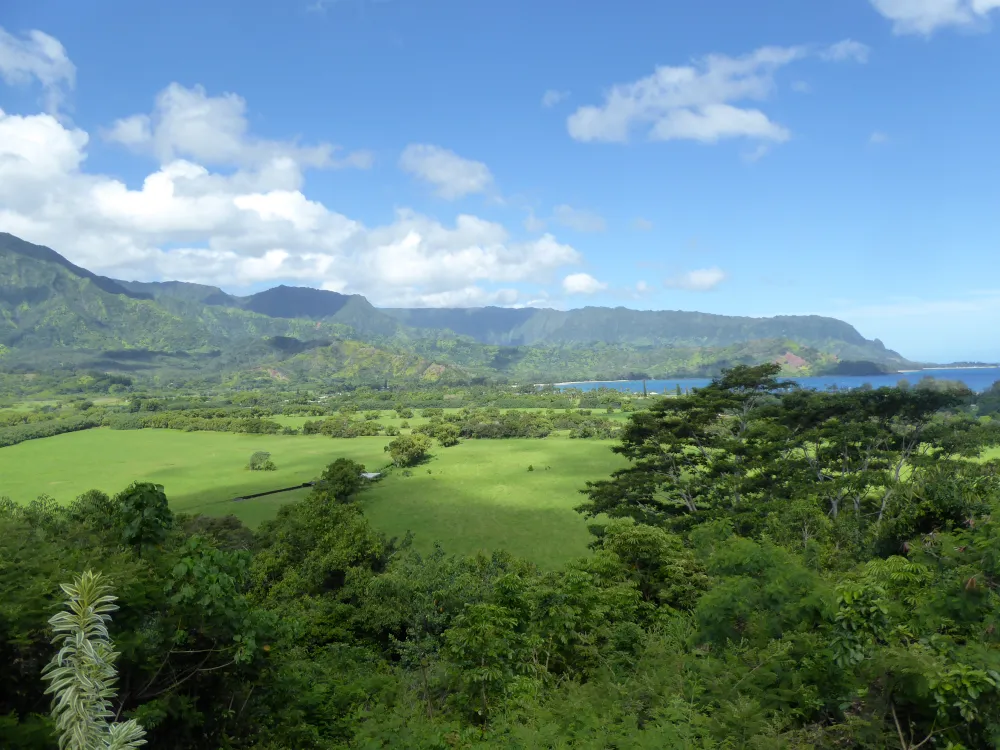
[[0, 427, 628, 567]]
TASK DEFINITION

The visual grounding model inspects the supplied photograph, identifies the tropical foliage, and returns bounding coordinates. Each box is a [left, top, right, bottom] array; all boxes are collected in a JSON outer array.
[[1, 367, 999, 747]]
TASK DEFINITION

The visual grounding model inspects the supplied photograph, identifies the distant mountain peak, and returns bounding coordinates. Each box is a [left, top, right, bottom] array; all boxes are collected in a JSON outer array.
[[243, 285, 356, 319]]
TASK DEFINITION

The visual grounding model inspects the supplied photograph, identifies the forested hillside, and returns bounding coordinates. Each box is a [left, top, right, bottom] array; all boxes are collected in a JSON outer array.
[[0, 232, 917, 384], [381, 305, 903, 361]]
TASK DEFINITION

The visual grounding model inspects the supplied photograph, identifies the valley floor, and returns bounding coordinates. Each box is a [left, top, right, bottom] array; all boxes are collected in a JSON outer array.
[[0, 426, 626, 567]]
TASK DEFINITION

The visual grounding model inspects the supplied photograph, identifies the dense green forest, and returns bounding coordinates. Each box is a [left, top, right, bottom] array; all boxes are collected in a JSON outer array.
[[4, 364, 1000, 749]]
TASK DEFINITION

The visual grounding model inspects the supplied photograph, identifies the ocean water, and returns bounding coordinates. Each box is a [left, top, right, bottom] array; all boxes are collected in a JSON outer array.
[[555, 367, 1000, 394]]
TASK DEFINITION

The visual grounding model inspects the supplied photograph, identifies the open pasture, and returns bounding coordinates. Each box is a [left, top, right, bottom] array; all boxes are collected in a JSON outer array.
[[0, 428, 391, 522], [363, 436, 626, 568], [0, 426, 626, 566]]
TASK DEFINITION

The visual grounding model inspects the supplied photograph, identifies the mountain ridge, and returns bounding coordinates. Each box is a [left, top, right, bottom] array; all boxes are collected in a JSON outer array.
[[0, 232, 918, 382], [379, 305, 891, 355]]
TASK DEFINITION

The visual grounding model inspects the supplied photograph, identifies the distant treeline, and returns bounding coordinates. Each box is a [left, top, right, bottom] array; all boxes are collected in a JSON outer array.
[[411, 407, 623, 441], [104, 413, 286, 434], [5, 378, 1000, 450], [0, 415, 102, 448]]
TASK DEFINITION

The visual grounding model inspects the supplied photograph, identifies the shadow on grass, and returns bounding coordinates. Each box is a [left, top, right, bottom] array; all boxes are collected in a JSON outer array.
[[362, 481, 596, 570], [161, 459, 599, 566]]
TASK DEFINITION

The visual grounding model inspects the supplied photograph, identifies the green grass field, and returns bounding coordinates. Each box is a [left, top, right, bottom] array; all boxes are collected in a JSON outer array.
[[364, 437, 625, 568], [0, 428, 393, 526], [0, 427, 627, 566]]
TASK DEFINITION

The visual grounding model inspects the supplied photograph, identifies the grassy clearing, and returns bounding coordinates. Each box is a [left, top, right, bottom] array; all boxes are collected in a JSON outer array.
[[0, 428, 391, 518], [363, 436, 626, 568], [980, 446, 1000, 462], [2, 400, 61, 412], [0, 427, 626, 566]]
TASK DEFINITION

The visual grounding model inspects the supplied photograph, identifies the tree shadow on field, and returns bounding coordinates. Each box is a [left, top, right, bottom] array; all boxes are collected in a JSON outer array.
[[402, 452, 434, 469], [362, 482, 596, 570], [165, 477, 320, 516]]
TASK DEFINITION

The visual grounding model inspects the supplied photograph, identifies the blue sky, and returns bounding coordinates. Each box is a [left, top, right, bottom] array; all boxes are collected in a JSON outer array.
[[1, 0, 999, 361]]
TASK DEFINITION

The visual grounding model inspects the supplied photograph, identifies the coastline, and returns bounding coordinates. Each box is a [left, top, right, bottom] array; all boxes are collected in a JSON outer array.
[[549, 379, 636, 386], [898, 366, 1000, 373], [539, 365, 1000, 389]]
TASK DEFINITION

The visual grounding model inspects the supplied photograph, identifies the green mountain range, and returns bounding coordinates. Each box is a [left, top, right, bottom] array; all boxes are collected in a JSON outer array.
[[382, 305, 902, 362], [0, 232, 918, 384]]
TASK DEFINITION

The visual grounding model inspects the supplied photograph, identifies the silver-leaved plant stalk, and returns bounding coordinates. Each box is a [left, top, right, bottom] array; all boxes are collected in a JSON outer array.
[[41, 570, 146, 750]]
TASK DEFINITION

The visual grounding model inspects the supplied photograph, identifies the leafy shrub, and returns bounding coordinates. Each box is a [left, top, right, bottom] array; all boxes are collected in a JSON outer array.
[[248, 451, 277, 471], [316, 458, 367, 502], [114, 482, 173, 558], [385, 434, 432, 467], [303, 416, 385, 438], [435, 423, 461, 447]]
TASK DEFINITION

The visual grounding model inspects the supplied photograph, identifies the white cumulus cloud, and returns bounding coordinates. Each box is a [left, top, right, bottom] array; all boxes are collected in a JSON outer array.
[[664, 267, 727, 291], [399, 144, 494, 200], [0, 98, 581, 308], [103, 84, 373, 173], [567, 41, 866, 146], [562, 272, 608, 294], [869, 0, 1000, 35], [0, 26, 75, 112]]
